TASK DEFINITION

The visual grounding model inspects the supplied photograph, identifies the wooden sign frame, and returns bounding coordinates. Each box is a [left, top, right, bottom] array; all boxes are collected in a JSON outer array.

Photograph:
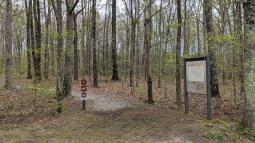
[[184, 55, 212, 120]]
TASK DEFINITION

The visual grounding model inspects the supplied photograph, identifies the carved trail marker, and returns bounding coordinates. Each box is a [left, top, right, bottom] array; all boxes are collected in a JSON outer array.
[[81, 79, 87, 110]]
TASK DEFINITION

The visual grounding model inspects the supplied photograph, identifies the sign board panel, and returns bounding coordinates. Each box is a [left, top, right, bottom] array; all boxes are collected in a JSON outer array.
[[186, 60, 207, 94]]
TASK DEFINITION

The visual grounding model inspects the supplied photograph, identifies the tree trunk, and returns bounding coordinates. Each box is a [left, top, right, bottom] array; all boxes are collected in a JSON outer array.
[[196, 13, 201, 56], [85, 1, 92, 79], [125, 15, 130, 82], [63, 0, 77, 96], [50, 16, 55, 76], [242, 0, 255, 129], [157, 0, 163, 88], [183, 0, 189, 56], [135, 0, 141, 87], [25, 0, 32, 79], [130, 0, 136, 92], [73, 14, 79, 81], [1, 20, 5, 71], [235, 0, 244, 98], [102, 0, 108, 81], [43, 0, 50, 80], [203, 0, 220, 97], [29, 0, 35, 80], [4, 0, 12, 89], [176, 0, 182, 107], [144, 0, 154, 104], [51, 0, 64, 113], [81, 0, 87, 78], [33, 0, 42, 81], [111, 0, 119, 80], [92, 0, 98, 87]]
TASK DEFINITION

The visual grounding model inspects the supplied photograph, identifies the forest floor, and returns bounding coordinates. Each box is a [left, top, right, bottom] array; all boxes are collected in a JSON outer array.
[[0, 78, 254, 143]]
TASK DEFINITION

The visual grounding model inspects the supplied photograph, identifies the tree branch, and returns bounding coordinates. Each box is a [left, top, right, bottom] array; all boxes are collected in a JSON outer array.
[[69, 0, 80, 14], [75, 5, 86, 17], [121, 0, 133, 19]]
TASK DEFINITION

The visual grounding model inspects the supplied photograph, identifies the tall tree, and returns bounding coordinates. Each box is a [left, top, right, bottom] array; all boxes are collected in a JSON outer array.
[[183, 0, 190, 55], [51, 0, 64, 113], [73, 3, 85, 81], [242, 0, 255, 129], [203, 0, 220, 97], [33, 0, 42, 81], [25, 0, 32, 79], [73, 12, 79, 81], [157, 0, 163, 88], [176, 0, 182, 106], [144, 0, 154, 104], [111, 0, 120, 80], [102, 0, 109, 81], [4, 0, 12, 89], [81, 0, 87, 78], [63, 0, 79, 96], [92, 0, 98, 87], [29, 0, 36, 80], [43, 0, 50, 79], [130, 0, 136, 91]]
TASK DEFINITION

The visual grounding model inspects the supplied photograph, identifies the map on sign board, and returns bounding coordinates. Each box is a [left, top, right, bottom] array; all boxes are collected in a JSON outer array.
[[186, 60, 207, 94]]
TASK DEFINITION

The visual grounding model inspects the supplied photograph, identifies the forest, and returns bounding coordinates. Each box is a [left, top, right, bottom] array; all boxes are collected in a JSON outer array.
[[0, 0, 255, 142]]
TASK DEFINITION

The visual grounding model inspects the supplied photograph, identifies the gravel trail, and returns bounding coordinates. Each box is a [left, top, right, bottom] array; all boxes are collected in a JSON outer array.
[[72, 90, 139, 112]]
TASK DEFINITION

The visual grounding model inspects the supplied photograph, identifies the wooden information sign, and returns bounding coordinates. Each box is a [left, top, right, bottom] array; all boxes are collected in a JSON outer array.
[[184, 56, 212, 120]]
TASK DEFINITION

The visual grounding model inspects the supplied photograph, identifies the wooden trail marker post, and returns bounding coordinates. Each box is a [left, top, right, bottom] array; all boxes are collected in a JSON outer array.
[[184, 55, 212, 120], [81, 79, 87, 110]]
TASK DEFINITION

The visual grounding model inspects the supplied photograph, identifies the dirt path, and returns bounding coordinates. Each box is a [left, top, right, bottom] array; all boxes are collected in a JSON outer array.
[[0, 89, 252, 143], [72, 91, 140, 112]]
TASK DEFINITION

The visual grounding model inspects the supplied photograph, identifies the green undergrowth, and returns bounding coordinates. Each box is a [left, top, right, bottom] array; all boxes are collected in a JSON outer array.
[[18, 79, 56, 98]]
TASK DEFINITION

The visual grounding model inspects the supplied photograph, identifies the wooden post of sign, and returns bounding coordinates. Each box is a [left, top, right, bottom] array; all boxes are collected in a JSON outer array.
[[82, 100, 85, 110], [206, 55, 212, 120], [184, 58, 189, 115]]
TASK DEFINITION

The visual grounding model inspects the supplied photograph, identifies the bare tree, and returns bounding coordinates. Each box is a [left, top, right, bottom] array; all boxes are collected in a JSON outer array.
[[144, 0, 154, 104], [92, 0, 98, 87], [43, 0, 51, 80], [176, 0, 182, 107], [63, 0, 80, 96], [25, 0, 32, 79], [33, 0, 42, 81], [4, 0, 12, 89], [111, 0, 120, 80], [51, 0, 64, 113]]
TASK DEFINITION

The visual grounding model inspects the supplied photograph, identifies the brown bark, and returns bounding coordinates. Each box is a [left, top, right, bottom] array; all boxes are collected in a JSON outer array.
[[44, 0, 50, 80], [242, 0, 255, 129], [63, 0, 79, 96], [73, 14, 79, 81], [111, 0, 120, 80], [203, 0, 220, 97], [4, 0, 12, 89], [25, 0, 32, 79], [176, 0, 182, 107], [51, 0, 64, 113], [92, 0, 98, 87], [33, 0, 42, 81], [144, 0, 154, 104]]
